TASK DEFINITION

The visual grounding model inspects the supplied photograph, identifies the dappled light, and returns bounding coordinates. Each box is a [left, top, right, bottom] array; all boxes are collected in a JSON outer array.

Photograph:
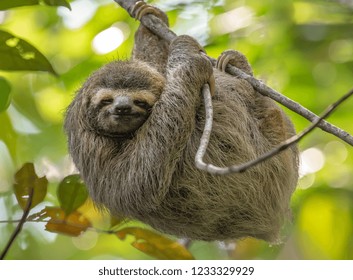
[[7, 106, 41, 134], [329, 40, 353, 63], [211, 6, 254, 35], [299, 148, 325, 177], [0, 141, 14, 192], [58, 0, 98, 29], [296, 191, 353, 259], [72, 230, 99, 251], [92, 26, 125, 54]]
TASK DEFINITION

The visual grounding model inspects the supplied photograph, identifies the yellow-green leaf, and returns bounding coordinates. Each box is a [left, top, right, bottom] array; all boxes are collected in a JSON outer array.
[[57, 174, 88, 215], [0, 0, 71, 10], [0, 76, 11, 112], [0, 0, 38, 10], [29, 206, 91, 236], [13, 162, 48, 210], [116, 227, 194, 260]]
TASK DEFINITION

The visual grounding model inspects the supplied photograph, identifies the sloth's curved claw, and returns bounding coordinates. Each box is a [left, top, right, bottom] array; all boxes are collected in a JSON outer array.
[[216, 50, 235, 72], [132, 1, 160, 21], [216, 50, 253, 76]]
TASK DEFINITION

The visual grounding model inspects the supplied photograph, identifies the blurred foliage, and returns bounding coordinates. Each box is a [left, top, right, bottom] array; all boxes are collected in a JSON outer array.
[[57, 174, 88, 215], [116, 227, 194, 260], [0, 76, 11, 112], [13, 162, 48, 210], [0, 29, 57, 74], [0, 0, 352, 260], [0, 0, 71, 10]]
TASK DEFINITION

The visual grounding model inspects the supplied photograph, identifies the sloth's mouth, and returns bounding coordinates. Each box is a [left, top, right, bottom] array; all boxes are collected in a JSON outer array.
[[112, 112, 139, 117], [113, 113, 138, 118], [112, 112, 147, 120]]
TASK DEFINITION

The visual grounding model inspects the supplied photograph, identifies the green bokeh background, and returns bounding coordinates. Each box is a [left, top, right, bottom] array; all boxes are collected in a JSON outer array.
[[0, 0, 353, 259]]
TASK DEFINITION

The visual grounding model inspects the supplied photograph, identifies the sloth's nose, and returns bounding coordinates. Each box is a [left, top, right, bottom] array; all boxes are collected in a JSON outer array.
[[113, 96, 133, 115], [114, 104, 132, 114]]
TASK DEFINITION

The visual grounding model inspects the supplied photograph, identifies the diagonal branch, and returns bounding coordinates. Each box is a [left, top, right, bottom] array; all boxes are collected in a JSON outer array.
[[196, 87, 353, 175], [115, 0, 176, 42], [224, 65, 353, 146], [113, 0, 353, 146], [0, 188, 34, 260]]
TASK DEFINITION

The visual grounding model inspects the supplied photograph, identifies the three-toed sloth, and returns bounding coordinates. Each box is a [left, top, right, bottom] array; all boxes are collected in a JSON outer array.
[[64, 3, 299, 242]]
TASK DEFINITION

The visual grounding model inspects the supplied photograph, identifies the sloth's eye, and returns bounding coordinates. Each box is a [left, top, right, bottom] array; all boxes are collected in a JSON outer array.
[[134, 100, 150, 109], [100, 98, 113, 106]]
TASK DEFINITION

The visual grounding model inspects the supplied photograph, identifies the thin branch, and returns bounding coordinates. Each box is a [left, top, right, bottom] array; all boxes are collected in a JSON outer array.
[[223, 64, 353, 146], [195, 84, 213, 171], [0, 219, 22, 223], [196, 87, 353, 175], [113, 0, 353, 146], [0, 188, 34, 260]]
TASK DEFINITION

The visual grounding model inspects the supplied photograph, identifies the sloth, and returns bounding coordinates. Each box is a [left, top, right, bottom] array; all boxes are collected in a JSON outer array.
[[64, 2, 299, 242]]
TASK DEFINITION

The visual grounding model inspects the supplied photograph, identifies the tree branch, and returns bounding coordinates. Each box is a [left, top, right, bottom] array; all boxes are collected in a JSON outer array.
[[114, 0, 176, 42], [0, 188, 34, 260], [196, 87, 353, 175], [224, 65, 353, 146], [113, 0, 353, 146]]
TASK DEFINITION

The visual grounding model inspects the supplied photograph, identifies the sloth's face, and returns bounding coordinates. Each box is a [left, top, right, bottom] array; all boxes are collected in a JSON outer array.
[[89, 88, 158, 138]]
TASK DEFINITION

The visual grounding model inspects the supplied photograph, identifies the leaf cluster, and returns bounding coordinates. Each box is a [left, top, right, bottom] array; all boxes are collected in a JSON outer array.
[[0, 0, 69, 112], [1, 163, 194, 260]]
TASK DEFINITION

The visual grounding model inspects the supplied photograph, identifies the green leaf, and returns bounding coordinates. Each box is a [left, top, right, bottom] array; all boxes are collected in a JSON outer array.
[[13, 162, 48, 210], [0, 0, 39, 10], [0, 113, 17, 156], [0, 0, 71, 10], [116, 227, 194, 260], [57, 174, 88, 215], [0, 30, 56, 75], [42, 0, 71, 10], [0, 76, 11, 112]]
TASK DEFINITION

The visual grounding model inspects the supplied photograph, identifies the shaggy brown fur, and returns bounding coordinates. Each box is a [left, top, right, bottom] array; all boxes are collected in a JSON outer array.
[[64, 5, 299, 242]]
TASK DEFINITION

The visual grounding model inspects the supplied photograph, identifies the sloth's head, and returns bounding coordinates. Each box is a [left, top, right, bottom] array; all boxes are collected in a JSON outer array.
[[89, 86, 159, 137], [66, 60, 165, 138]]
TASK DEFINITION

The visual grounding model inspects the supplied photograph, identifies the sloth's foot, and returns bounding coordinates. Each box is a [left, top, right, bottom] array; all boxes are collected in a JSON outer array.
[[132, 1, 168, 24], [216, 50, 253, 76]]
